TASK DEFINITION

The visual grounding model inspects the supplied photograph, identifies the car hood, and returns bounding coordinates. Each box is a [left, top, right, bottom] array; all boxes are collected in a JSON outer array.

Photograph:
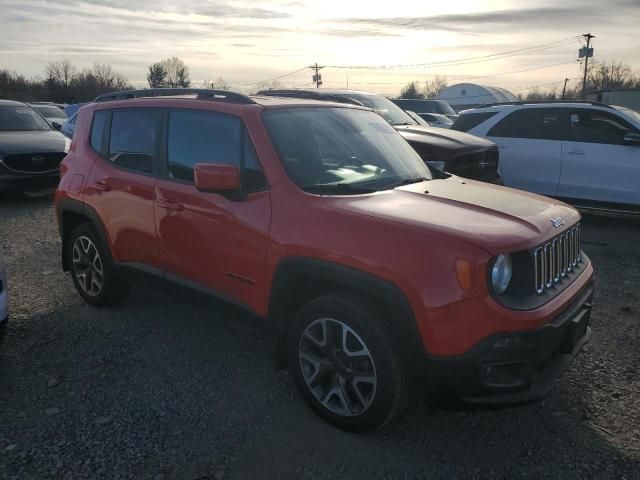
[[321, 176, 579, 255], [394, 124, 494, 157], [0, 130, 67, 156]]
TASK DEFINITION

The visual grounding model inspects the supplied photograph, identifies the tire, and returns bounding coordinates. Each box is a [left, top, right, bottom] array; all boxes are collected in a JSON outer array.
[[67, 223, 129, 307], [0, 319, 6, 347], [287, 291, 409, 432]]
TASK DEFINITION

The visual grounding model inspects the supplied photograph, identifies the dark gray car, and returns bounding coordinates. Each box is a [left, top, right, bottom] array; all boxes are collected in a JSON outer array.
[[0, 100, 69, 188]]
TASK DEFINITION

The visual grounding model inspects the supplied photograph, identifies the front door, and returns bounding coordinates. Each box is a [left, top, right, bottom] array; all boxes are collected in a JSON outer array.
[[154, 109, 271, 314], [558, 108, 640, 206]]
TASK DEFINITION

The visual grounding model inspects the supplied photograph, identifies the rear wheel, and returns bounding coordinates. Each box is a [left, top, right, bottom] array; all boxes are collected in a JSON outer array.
[[287, 291, 409, 432], [67, 223, 128, 306]]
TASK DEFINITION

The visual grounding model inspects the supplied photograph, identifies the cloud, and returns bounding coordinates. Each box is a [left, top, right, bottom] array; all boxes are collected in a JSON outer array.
[[338, 2, 636, 33]]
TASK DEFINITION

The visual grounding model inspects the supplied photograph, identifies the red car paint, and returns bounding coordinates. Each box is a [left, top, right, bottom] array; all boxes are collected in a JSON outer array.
[[56, 96, 594, 359]]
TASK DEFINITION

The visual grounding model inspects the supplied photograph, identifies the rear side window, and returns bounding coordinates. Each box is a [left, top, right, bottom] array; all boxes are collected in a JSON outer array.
[[167, 111, 266, 190], [568, 109, 637, 145], [90, 111, 107, 152], [487, 109, 561, 140], [451, 112, 498, 132], [108, 110, 161, 174]]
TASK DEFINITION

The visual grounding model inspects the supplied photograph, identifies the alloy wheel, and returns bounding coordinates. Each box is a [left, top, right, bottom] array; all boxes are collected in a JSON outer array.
[[298, 318, 377, 417], [72, 235, 104, 297]]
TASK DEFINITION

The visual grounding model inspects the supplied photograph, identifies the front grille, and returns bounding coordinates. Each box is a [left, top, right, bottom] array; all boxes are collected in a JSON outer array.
[[1, 152, 65, 173], [533, 224, 582, 295], [449, 148, 499, 180]]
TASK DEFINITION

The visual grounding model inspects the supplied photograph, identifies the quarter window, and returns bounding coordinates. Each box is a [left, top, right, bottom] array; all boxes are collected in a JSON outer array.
[[108, 110, 161, 174], [488, 109, 561, 140], [167, 111, 266, 190], [568, 110, 636, 145], [90, 111, 107, 153]]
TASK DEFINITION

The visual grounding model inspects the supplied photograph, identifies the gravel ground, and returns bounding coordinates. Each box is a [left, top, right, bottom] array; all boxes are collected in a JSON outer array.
[[0, 189, 639, 480]]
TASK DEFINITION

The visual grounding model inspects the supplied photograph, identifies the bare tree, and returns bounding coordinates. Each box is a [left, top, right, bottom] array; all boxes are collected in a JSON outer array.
[[93, 63, 116, 89], [587, 61, 640, 91], [423, 75, 448, 99], [45, 58, 76, 89], [160, 57, 191, 88]]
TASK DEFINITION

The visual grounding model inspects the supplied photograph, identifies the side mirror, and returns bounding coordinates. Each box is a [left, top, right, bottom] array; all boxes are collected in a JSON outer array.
[[194, 163, 241, 193], [52, 121, 62, 131], [623, 132, 640, 146]]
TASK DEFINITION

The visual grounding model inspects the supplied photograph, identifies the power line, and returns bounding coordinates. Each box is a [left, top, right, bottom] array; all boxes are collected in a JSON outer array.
[[322, 59, 580, 86], [325, 36, 580, 70], [235, 67, 308, 87]]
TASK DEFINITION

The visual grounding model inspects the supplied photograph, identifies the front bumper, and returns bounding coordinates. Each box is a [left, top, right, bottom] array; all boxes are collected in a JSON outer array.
[[428, 282, 594, 404], [0, 170, 59, 189]]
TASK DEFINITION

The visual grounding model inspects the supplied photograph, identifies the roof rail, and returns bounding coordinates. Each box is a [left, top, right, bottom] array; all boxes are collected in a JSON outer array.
[[256, 89, 364, 106], [476, 100, 613, 109], [94, 88, 255, 104]]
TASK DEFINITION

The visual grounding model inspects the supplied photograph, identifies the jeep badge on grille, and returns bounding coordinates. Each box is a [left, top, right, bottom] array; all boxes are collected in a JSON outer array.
[[550, 217, 565, 228]]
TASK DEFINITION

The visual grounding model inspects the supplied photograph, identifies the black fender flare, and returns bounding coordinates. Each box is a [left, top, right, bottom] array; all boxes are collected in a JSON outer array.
[[57, 198, 112, 271], [268, 256, 427, 367]]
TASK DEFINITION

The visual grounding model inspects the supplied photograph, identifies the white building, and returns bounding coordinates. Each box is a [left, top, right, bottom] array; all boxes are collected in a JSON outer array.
[[436, 83, 518, 111], [586, 88, 640, 111]]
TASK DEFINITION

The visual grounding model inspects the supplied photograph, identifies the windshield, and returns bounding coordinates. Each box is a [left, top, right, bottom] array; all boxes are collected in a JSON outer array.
[[33, 105, 67, 119], [263, 107, 432, 195], [0, 105, 52, 131], [347, 93, 417, 126], [435, 101, 457, 116], [617, 107, 640, 125]]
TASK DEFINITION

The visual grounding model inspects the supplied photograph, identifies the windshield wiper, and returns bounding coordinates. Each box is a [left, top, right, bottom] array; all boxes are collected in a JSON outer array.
[[391, 122, 416, 126], [382, 176, 431, 190], [301, 183, 379, 195]]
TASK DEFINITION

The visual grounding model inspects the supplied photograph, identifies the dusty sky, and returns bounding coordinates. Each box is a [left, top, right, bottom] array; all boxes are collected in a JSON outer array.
[[1, 0, 638, 95]]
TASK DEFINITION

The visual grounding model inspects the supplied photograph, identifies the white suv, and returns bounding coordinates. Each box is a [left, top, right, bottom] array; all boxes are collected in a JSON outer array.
[[453, 101, 640, 211], [0, 254, 7, 346]]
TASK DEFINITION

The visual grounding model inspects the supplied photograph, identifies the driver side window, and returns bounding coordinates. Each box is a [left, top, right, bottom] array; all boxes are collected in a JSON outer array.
[[568, 110, 636, 145]]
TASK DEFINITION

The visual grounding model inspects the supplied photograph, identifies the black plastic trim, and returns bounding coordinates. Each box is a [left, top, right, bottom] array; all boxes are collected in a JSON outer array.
[[268, 256, 426, 362]]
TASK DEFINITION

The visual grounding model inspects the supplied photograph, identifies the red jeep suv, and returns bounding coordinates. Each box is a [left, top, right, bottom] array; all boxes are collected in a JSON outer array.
[[55, 89, 594, 432]]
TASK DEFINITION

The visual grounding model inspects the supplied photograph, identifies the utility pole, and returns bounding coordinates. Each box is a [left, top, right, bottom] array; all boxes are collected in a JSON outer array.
[[309, 62, 324, 88], [561, 77, 569, 99], [580, 33, 595, 99]]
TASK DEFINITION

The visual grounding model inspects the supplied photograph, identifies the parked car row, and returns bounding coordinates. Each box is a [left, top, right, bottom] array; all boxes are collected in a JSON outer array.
[[0, 100, 70, 189], [257, 89, 501, 183], [53, 88, 594, 432], [452, 101, 640, 211]]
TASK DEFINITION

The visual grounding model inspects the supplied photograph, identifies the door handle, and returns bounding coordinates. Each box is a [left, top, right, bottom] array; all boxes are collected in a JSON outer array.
[[568, 149, 585, 155], [157, 198, 184, 211], [91, 179, 111, 192]]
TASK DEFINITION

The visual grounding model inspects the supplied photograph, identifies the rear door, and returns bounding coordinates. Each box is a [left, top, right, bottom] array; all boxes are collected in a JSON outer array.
[[486, 108, 562, 196], [559, 108, 640, 206], [86, 108, 163, 269]]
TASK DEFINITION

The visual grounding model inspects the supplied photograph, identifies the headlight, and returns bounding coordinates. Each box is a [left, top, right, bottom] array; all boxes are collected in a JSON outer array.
[[64, 137, 71, 153], [491, 254, 512, 295]]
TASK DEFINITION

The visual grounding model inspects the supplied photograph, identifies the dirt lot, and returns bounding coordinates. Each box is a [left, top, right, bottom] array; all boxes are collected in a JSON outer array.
[[0, 190, 639, 480]]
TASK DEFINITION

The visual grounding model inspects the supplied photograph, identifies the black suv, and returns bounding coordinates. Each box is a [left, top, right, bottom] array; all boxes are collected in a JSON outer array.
[[257, 89, 500, 183]]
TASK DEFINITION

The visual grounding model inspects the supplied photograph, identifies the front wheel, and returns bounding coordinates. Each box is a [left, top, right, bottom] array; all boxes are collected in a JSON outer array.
[[287, 292, 409, 432], [67, 223, 129, 307]]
